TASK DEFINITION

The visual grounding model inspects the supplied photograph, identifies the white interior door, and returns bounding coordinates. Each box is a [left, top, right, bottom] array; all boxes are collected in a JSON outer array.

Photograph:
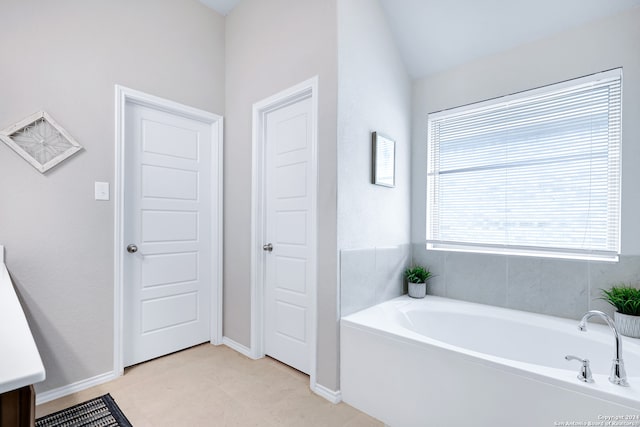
[[123, 102, 212, 367], [263, 96, 314, 374]]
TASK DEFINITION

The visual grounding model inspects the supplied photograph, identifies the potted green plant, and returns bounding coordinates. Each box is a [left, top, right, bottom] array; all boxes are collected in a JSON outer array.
[[404, 266, 433, 299], [601, 285, 640, 338]]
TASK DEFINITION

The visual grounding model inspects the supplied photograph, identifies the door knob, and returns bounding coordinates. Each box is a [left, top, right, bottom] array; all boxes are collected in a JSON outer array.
[[263, 243, 273, 252], [127, 244, 138, 254]]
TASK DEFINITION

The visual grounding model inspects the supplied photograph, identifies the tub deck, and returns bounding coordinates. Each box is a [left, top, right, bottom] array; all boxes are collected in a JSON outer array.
[[341, 295, 640, 426]]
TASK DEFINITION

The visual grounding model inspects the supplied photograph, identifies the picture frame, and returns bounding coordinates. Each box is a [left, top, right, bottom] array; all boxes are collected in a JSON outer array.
[[371, 131, 395, 187]]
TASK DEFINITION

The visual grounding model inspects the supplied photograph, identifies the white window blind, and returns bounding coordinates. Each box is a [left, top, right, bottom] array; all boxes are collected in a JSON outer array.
[[426, 69, 622, 261]]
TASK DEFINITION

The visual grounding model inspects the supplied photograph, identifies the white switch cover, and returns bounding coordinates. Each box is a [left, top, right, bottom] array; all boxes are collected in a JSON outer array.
[[95, 182, 110, 201]]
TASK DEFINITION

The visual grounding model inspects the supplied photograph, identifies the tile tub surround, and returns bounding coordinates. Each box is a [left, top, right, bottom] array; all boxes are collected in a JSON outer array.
[[340, 245, 411, 316], [412, 243, 640, 320]]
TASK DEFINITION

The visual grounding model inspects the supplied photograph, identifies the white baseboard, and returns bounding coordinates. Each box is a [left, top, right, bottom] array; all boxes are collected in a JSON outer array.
[[312, 383, 342, 404], [222, 338, 340, 404], [36, 338, 252, 406], [222, 336, 257, 359], [36, 371, 117, 405]]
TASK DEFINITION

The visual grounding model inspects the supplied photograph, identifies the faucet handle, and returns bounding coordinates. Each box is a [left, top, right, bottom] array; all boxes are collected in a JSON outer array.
[[565, 355, 594, 383]]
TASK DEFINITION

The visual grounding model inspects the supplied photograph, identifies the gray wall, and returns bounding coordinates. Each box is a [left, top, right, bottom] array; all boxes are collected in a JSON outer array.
[[411, 9, 640, 320], [337, 0, 412, 316], [0, 0, 225, 393], [224, 0, 340, 390]]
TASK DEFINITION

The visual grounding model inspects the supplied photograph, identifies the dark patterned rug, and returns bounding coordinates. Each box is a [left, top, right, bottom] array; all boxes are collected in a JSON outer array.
[[36, 394, 132, 427]]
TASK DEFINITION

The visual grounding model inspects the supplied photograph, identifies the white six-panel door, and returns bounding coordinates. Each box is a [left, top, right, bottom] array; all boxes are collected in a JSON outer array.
[[263, 96, 313, 374], [123, 102, 212, 366]]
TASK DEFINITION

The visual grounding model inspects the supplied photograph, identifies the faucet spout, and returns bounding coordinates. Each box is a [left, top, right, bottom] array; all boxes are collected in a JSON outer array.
[[578, 310, 628, 386]]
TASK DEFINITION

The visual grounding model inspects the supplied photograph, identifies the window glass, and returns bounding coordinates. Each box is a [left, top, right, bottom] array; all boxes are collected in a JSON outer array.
[[426, 69, 622, 261]]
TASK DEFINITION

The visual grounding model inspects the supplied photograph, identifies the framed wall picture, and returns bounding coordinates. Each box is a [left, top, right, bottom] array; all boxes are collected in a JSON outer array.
[[0, 111, 82, 173], [372, 132, 395, 187]]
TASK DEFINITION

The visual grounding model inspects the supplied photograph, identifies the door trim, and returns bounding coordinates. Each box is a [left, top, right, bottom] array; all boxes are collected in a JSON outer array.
[[250, 77, 319, 389], [114, 85, 224, 375]]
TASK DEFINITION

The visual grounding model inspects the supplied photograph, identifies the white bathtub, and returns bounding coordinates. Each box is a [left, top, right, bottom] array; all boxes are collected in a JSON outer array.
[[341, 296, 640, 427]]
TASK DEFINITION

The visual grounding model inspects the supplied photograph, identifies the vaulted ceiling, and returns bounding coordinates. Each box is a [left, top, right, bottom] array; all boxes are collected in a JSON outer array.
[[199, 0, 239, 16], [200, 0, 640, 79]]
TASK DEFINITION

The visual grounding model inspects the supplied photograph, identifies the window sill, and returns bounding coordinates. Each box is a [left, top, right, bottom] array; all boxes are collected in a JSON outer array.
[[426, 242, 619, 263]]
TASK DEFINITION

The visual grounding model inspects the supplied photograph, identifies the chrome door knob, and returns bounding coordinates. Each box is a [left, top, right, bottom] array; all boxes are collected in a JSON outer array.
[[263, 243, 273, 252], [127, 244, 138, 254]]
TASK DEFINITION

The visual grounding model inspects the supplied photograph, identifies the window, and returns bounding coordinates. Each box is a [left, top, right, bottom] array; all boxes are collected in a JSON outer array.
[[426, 69, 622, 261]]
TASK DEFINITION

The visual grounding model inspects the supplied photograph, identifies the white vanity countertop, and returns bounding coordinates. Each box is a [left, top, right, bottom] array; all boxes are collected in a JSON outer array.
[[0, 245, 45, 393]]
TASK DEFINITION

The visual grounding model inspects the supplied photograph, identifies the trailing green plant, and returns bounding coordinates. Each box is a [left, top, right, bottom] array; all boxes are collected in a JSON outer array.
[[601, 286, 640, 316], [404, 266, 433, 284]]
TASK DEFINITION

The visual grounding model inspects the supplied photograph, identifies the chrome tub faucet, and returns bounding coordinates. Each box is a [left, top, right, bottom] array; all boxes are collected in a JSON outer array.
[[578, 310, 628, 387]]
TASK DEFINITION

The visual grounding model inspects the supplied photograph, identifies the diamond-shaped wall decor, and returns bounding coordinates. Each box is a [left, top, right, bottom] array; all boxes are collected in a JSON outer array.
[[0, 111, 82, 173]]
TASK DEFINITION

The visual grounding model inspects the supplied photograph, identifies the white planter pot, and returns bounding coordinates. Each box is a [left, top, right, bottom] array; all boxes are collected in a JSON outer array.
[[408, 282, 426, 299], [614, 311, 640, 338]]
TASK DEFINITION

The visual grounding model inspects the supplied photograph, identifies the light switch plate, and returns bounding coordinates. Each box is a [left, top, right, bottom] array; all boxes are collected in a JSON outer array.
[[95, 181, 110, 201]]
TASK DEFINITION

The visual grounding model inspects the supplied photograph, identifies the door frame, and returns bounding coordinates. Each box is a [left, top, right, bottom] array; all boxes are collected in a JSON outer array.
[[250, 77, 319, 388], [113, 85, 224, 375]]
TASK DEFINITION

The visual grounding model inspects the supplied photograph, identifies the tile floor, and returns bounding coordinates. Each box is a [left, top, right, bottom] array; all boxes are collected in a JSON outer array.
[[36, 344, 382, 426]]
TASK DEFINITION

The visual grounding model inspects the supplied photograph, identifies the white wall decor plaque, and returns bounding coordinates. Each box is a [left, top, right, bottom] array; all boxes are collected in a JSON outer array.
[[0, 111, 82, 173]]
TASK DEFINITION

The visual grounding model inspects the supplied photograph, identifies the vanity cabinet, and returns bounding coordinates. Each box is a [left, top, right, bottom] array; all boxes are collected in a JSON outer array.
[[0, 386, 35, 427]]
